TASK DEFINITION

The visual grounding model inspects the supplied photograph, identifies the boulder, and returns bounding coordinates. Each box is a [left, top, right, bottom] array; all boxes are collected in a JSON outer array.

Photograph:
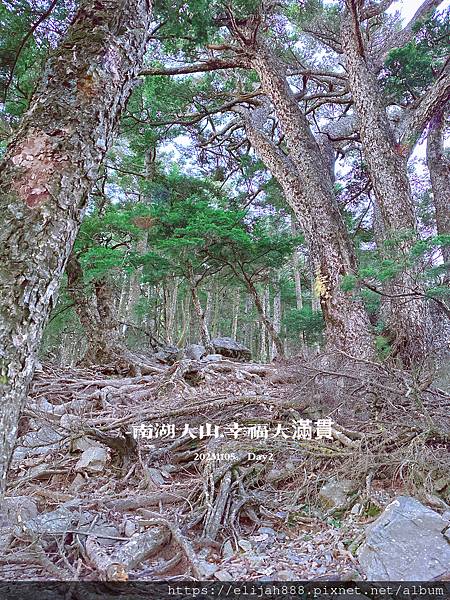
[[202, 354, 223, 362], [211, 337, 251, 362], [154, 345, 180, 364], [183, 344, 206, 360], [318, 478, 357, 510], [357, 496, 450, 580]]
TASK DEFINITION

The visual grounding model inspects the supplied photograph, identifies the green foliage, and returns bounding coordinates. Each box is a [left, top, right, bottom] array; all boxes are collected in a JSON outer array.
[[340, 274, 357, 292], [0, 1, 71, 117], [382, 10, 449, 103], [154, 0, 262, 52], [283, 306, 324, 344], [375, 335, 391, 361]]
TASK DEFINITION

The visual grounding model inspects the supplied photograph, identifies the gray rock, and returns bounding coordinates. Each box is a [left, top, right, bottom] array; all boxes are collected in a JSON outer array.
[[60, 413, 82, 431], [184, 344, 206, 360], [202, 353, 223, 362], [222, 540, 234, 558], [211, 337, 251, 362], [144, 466, 166, 486], [23, 506, 76, 535], [286, 550, 308, 565], [154, 345, 180, 364], [124, 519, 137, 537], [0, 496, 38, 526], [357, 496, 450, 580], [69, 473, 86, 492], [258, 526, 277, 537], [238, 538, 253, 552], [79, 522, 120, 547], [351, 503, 362, 515], [318, 478, 357, 510], [12, 426, 64, 461], [198, 560, 218, 577], [276, 569, 296, 580], [215, 569, 232, 581], [75, 445, 109, 473]]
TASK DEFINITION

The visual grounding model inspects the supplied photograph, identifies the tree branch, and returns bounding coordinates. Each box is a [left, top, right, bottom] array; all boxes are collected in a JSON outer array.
[[400, 59, 450, 151], [139, 59, 244, 77], [376, 0, 443, 67]]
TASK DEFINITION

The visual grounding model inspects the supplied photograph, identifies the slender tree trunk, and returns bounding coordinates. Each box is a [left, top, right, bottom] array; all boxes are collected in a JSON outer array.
[[271, 275, 282, 361], [231, 289, 240, 340], [166, 278, 179, 345], [291, 219, 303, 311], [426, 110, 450, 357], [126, 230, 148, 326], [0, 0, 151, 494], [205, 287, 213, 332], [427, 110, 450, 267], [126, 146, 155, 329], [177, 292, 191, 348], [189, 276, 211, 349], [211, 282, 220, 337], [118, 274, 130, 335], [245, 276, 284, 358], [341, 8, 430, 364], [243, 295, 252, 348], [260, 289, 268, 362]]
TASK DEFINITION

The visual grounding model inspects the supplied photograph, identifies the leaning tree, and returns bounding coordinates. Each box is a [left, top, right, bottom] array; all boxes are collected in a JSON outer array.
[[0, 0, 152, 495]]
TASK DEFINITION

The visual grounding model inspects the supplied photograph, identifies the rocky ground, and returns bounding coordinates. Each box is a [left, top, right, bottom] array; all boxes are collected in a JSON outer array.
[[1, 347, 449, 582]]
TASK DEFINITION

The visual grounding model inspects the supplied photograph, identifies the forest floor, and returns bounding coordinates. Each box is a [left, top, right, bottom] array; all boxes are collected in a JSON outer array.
[[1, 352, 449, 581]]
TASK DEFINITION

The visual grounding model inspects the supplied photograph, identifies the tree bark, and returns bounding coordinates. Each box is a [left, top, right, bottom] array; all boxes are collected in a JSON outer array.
[[0, 0, 151, 494], [427, 110, 450, 267], [341, 8, 431, 365]]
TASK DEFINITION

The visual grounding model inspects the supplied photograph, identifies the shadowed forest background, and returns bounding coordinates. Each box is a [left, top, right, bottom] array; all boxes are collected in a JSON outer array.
[[0, 0, 449, 585]]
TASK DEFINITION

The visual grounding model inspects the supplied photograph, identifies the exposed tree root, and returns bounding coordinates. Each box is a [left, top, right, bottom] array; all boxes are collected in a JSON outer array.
[[2, 352, 448, 580]]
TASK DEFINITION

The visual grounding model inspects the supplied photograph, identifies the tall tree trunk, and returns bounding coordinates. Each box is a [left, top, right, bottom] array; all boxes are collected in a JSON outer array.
[[291, 219, 303, 311], [177, 292, 191, 348], [126, 230, 148, 326], [166, 277, 179, 345], [245, 276, 284, 359], [204, 287, 213, 332], [189, 275, 211, 349], [66, 256, 137, 369], [341, 9, 430, 364], [243, 295, 253, 349], [427, 110, 450, 267], [271, 275, 282, 361], [126, 146, 155, 329], [117, 273, 130, 335], [260, 289, 268, 362], [0, 0, 151, 494], [426, 110, 450, 358], [237, 91, 374, 358], [231, 289, 240, 340]]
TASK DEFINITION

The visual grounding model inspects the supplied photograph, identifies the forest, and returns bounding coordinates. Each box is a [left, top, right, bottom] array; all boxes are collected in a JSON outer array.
[[0, 0, 449, 589]]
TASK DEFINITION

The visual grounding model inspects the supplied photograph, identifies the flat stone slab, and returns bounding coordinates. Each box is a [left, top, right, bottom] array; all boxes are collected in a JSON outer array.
[[358, 495, 450, 580]]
